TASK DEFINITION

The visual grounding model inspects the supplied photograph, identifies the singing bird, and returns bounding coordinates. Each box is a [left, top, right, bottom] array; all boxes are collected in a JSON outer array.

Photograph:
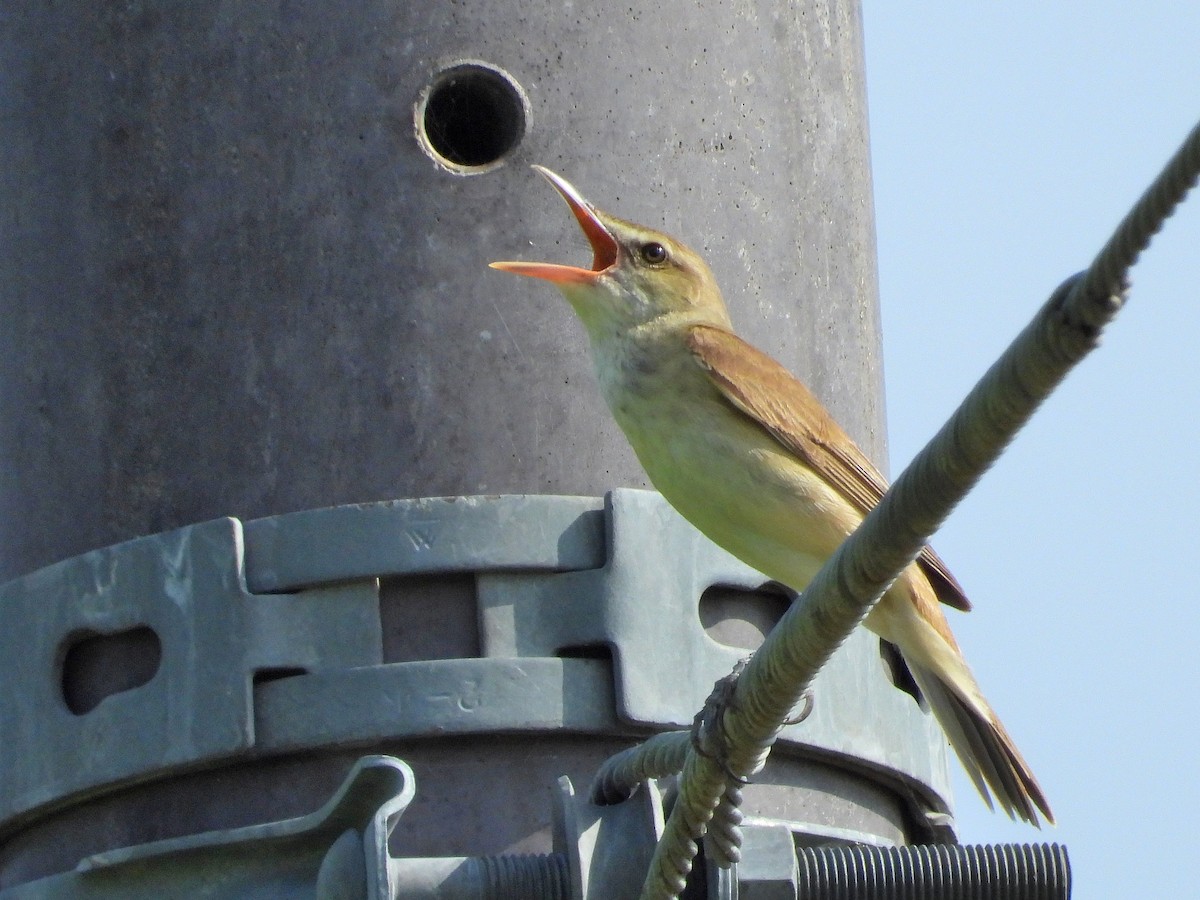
[[490, 166, 1052, 826]]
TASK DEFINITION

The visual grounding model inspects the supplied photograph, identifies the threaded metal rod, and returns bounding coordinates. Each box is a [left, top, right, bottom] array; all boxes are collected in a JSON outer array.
[[794, 842, 1070, 900], [475, 853, 571, 900], [390, 852, 571, 899]]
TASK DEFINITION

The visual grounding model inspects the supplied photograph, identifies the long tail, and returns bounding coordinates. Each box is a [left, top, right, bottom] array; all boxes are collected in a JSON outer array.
[[908, 661, 1054, 826]]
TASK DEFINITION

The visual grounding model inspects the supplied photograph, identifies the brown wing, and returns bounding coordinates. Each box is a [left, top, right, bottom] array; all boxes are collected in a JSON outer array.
[[686, 323, 970, 612]]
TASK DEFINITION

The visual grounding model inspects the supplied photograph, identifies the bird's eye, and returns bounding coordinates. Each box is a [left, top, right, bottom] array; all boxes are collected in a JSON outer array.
[[639, 242, 668, 265]]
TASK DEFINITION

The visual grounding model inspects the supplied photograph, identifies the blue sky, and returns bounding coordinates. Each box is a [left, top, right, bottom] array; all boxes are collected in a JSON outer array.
[[863, 3, 1200, 895]]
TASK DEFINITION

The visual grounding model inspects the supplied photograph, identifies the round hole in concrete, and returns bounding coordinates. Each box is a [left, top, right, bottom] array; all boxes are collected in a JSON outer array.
[[415, 61, 529, 174]]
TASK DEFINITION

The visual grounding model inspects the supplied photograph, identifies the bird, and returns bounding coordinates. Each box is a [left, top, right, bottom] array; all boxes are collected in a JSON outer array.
[[490, 166, 1052, 826]]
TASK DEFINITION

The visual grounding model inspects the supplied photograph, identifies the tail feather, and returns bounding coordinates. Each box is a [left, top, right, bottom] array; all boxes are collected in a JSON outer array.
[[910, 663, 1053, 827]]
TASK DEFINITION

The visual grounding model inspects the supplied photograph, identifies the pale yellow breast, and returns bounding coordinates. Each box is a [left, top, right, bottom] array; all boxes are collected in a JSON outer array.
[[601, 341, 863, 592]]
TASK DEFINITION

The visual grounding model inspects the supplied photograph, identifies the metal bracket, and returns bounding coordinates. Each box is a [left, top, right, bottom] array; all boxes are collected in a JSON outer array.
[[0, 518, 381, 832], [0, 754, 675, 899], [0, 491, 951, 848]]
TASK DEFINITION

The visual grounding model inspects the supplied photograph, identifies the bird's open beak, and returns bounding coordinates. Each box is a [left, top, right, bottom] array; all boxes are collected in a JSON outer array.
[[489, 166, 619, 284]]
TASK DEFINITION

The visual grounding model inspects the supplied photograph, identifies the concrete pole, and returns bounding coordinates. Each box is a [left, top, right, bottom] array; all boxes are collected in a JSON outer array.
[[0, 0, 904, 891], [0, 1, 883, 583]]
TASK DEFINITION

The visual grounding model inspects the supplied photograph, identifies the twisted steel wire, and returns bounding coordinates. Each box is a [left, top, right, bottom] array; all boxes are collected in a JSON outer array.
[[591, 732, 690, 806], [702, 783, 745, 869], [1080, 120, 1200, 306]]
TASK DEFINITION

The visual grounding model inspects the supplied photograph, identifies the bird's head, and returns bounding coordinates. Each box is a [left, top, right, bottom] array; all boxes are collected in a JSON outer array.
[[490, 167, 732, 339]]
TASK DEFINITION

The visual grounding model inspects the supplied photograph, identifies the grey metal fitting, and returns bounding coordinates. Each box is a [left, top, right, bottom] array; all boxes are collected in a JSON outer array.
[[0, 491, 955, 891], [0, 751, 1071, 899], [735, 825, 800, 899], [0, 757, 659, 899]]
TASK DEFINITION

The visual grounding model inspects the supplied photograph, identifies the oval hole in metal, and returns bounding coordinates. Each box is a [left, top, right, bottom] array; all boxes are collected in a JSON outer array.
[[699, 583, 793, 651], [60, 626, 163, 715]]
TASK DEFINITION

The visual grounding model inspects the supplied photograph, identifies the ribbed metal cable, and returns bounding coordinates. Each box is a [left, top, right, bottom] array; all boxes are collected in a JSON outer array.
[[590, 732, 745, 870], [1080, 120, 1200, 306], [703, 783, 745, 868], [634, 119, 1200, 900], [591, 732, 690, 805]]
